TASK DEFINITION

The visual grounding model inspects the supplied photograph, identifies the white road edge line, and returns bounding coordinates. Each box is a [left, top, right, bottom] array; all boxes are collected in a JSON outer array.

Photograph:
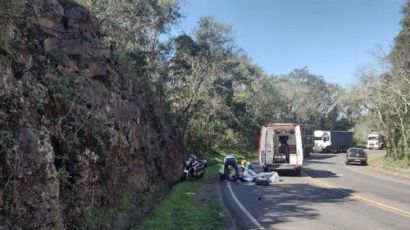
[[227, 181, 265, 230]]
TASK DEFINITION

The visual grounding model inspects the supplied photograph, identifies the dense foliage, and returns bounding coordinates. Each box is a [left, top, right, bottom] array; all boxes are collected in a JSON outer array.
[[72, 0, 409, 160], [162, 17, 353, 152], [72, 0, 356, 155], [346, 0, 410, 162]]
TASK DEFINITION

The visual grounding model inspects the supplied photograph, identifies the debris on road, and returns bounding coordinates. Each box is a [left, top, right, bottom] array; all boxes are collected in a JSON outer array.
[[254, 172, 280, 186], [219, 159, 281, 186], [255, 177, 270, 186]]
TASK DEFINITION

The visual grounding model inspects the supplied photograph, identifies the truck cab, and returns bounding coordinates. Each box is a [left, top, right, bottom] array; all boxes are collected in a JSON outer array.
[[259, 123, 303, 176], [313, 130, 326, 152], [367, 133, 384, 149], [313, 130, 353, 153]]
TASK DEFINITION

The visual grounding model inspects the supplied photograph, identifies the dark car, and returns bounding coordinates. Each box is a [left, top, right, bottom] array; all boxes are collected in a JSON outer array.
[[345, 148, 367, 165]]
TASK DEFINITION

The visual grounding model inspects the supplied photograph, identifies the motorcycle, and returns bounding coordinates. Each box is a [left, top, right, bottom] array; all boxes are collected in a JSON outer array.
[[180, 157, 207, 181]]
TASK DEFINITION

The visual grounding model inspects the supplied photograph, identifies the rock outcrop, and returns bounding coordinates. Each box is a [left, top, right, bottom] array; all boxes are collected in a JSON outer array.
[[0, 0, 183, 229]]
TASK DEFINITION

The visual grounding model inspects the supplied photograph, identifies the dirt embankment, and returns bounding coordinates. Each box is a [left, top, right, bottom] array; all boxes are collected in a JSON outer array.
[[0, 0, 183, 229]]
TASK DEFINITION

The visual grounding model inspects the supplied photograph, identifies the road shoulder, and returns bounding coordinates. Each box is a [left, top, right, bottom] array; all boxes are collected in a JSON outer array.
[[368, 157, 410, 179], [214, 174, 237, 230]]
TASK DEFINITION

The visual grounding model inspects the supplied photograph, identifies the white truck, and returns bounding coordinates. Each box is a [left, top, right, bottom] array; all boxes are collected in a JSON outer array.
[[258, 123, 304, 176], [366, 132, 385, 149], [313, 130, 353, 153]]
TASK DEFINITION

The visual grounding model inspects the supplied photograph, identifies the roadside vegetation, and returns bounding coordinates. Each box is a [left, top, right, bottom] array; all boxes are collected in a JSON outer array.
[[71, 0, 410, 226], [136, 164, 224, 230], [73, 0, 410, 160], [342, 2, 410, 165], [369, 155, 410, 177], [206, 149, 258, 164], [1, 0, 407, 228], [73, 0, 355, 159], [136, 149, 256, 230]]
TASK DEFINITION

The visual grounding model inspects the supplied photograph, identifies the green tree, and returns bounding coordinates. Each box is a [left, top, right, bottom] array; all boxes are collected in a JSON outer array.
[[163, 17, 241, 151], [75, 0, 180, 51], [276, 68, 345, 129]]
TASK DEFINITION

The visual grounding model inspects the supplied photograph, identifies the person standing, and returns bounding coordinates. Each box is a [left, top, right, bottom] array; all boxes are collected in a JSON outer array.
[[224, 153, 239, 180]]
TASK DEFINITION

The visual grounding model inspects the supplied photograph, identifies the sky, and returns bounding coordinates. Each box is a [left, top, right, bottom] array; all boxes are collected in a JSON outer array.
[[176, 0, 406, 86]]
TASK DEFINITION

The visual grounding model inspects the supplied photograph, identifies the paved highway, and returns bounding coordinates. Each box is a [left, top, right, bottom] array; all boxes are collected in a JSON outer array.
[[221, 150, 410, 230]]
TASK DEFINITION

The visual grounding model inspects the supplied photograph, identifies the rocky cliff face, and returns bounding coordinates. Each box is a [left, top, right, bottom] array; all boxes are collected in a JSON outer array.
[[0, 0, 183, 229]]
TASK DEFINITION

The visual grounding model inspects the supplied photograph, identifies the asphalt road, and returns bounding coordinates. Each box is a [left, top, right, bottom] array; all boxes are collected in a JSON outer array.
[[221, 150, 410, 230]]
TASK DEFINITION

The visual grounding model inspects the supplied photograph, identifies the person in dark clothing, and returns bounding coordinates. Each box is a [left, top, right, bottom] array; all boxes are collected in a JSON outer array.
[[224, 154, 239, 180], [279, 136, 290, 162]]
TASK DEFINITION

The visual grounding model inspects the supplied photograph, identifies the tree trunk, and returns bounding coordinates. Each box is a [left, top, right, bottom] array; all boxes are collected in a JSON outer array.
[[399, 117, 409, 159]]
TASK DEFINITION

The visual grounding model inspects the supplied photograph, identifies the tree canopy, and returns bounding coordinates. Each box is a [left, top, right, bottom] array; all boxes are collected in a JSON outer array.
[[71, 0, 409, 161]]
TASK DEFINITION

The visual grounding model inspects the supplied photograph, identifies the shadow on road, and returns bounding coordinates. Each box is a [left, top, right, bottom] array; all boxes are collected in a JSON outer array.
[[345, 163, 368, 167], [233, 183, 354, 227], [308, 153, 341, 160], [304, 160, 337, 165], [270, 168, 340, 178], [302, 168, 340, 178]]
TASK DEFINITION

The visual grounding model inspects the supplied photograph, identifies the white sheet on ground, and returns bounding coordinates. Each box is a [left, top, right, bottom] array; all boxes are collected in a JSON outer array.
[[243, 168, 257, 182], [242, 170, 280, 183]]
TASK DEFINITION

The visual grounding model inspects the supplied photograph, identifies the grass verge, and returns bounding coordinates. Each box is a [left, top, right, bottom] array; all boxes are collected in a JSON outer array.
[[136, 165, 224, 230], [205, 149, 258, 164], [369, 155, 410, 178]]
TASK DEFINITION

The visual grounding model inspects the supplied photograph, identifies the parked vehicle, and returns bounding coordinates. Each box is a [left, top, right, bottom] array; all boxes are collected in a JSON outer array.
[[367, 132, 385, 149], [180, 156, 207, 181], [313, 130, 353, 153], [258, 123, 304, 176], [345, 148, 368, 165]]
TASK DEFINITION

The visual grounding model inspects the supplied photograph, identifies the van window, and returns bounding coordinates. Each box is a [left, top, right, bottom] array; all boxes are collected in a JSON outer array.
[[324, 136, 329, 141]]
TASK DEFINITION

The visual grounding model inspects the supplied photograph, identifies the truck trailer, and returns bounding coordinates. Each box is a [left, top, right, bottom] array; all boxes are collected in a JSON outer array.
[[313, 130, 353, 153]]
